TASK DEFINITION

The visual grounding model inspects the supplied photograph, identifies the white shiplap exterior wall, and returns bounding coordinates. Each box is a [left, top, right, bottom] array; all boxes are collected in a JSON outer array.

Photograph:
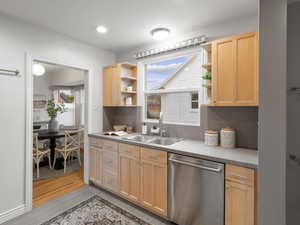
[[161, 52, 204, 125]]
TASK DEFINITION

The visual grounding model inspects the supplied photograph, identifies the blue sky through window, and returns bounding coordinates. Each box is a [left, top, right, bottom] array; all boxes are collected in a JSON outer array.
[[145, 56, 189, 90]]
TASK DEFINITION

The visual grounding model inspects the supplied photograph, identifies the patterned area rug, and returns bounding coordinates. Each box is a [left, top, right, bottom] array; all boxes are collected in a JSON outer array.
[[41, 195, 151, 225]]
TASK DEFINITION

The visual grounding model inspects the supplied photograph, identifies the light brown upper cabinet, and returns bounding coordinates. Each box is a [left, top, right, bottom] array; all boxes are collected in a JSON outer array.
[[211, 32, 258, 106], [103, 63, 137, 106]]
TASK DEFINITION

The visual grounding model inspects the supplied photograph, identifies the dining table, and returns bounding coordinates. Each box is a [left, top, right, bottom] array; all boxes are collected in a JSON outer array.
[[36, 129, 77, 170]]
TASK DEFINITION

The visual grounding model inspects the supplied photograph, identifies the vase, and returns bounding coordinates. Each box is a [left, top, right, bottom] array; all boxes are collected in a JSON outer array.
[[204, 79, 211, 86], [48, 117, 59, 132]]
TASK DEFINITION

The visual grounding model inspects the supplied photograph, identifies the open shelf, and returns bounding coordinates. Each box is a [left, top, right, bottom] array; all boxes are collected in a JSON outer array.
[[202, 63, 212, 70], [201, 42, 212, 52], [121, 76, 137, 81], [121, 91, 137, 94], [202, 84, 212, 88]]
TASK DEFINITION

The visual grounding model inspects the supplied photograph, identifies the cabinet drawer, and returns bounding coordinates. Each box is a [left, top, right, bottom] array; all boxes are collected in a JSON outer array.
[[226, 164, 254, 185], [119, 143, 140, 160], [102, 151, 118, 174], [103, 171, 118, 192], [102, 140, 118, 152], [141, 147, 167, 165], [89, 137, 103, 148]]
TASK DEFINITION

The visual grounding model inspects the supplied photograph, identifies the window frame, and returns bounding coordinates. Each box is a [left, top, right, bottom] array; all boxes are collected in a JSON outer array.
[[190, 92, 200, 112], [139, 49, 203, 126]]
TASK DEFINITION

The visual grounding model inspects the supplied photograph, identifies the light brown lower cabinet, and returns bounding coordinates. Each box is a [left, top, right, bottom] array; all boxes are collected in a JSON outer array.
[[89, 138, 257, 222], [140, 160, 167, 216], [89, 147, 102, 186], [140, 147, 168, 217], [102, 140, 119, 192], [119, 143, 140, 202], [225, 164, 257, 225]]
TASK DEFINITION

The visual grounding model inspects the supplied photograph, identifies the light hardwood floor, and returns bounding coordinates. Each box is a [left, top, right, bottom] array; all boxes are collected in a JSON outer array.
[[33, 168, 85, 208]]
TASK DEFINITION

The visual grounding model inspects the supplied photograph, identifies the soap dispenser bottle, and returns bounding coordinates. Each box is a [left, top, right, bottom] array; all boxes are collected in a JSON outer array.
[[142, 123, 147, 135]]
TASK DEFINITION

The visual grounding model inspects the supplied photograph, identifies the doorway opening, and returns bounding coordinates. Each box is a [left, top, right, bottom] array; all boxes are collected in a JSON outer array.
[[31, 61, 87, 208]]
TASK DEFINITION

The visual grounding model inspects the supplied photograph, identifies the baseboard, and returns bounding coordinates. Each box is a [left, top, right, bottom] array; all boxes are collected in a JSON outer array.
[[0, 205, 25, 224]]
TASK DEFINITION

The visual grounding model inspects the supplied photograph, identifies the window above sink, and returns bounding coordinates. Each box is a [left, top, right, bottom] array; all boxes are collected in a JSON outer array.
[[139, 51, 204, 126]]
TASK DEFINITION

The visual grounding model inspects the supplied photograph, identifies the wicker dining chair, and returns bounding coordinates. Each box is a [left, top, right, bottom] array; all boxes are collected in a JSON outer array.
[[33, 133, 52, 178], [53, 129, 83, 173]]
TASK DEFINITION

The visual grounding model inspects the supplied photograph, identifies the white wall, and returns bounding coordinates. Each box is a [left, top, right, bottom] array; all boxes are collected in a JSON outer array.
[[116, 15, 258, 62], [50, 67, 85, 86], [0, 13, 115, 221], [33, 73, 51, 97], [164, 54, 203, 89]]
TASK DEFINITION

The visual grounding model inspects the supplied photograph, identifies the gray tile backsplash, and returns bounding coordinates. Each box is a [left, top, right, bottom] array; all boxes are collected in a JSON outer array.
[[103, 106, 258, 149], [103, 106, 141, 132]]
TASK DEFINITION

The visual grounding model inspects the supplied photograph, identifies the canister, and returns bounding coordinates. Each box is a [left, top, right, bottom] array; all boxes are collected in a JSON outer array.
[[204, 130, 219, 146], [220, 128, 236, 149]]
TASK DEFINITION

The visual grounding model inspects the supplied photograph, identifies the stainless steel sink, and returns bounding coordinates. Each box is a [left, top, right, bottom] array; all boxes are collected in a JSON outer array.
[[149, 137, 182, 146], [122, 135, 155, 143], [122, 135, 182, 146]]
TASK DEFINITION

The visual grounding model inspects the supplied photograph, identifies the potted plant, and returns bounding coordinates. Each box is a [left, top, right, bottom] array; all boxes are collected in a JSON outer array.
[[47, 99, 67, 132], [202, 71, 212, 86]]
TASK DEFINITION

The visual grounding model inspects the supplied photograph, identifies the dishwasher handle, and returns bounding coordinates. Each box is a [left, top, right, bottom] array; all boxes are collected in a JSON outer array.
[[169, 158, 223, 173]]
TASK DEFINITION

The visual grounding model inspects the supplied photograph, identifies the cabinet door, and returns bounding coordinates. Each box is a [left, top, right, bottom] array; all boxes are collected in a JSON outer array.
[[89, 148, 97, 182], [102, 149, 119, 192], [103, 65, 121, 106], [226, 181, 255, 225], [212, 37, 236, 105], [140, 160, 167, 216], [119, 154, 140, 202], [89, 147, 102, 185], [235, 32, 258, 106]]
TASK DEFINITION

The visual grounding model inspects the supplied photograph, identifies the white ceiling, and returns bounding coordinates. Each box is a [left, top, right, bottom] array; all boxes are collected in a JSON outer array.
[[0, 0, 258, 54]]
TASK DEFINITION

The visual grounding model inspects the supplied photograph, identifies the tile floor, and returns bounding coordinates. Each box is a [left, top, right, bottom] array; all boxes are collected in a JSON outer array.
[[3, 185, 173, 225]]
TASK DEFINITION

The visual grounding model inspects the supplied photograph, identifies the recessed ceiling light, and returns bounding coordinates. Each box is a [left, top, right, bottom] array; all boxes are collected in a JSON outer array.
[[151, 28, 170, 41], [32, 64, 45, 76], [96, 25, 108, 34]]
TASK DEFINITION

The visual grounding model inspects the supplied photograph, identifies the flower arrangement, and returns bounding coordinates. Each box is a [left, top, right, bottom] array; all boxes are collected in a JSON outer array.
[[47, 99, 67, 118]]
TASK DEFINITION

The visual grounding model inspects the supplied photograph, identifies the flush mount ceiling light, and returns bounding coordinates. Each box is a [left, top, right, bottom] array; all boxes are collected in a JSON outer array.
[[151, 28, 170, 41], [32, 64, 45, 76], [96, 25, 108, 34]]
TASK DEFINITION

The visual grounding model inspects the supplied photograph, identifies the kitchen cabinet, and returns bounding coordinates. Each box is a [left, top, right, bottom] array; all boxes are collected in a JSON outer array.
[[103, 63, 137, 106], [88, 138, 167, 217], [89, 147, 102, 186], [119, 143, 140, 202], [140, 147, 168, 216], [210, 31, 258, 106], [101, 140, 119, 192], [89, 138, 103, 186], [225, 164, 257, 225]]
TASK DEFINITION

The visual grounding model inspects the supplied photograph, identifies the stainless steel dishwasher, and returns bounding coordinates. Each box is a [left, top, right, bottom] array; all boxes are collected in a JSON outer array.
[[168, 153, 224, 225]]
